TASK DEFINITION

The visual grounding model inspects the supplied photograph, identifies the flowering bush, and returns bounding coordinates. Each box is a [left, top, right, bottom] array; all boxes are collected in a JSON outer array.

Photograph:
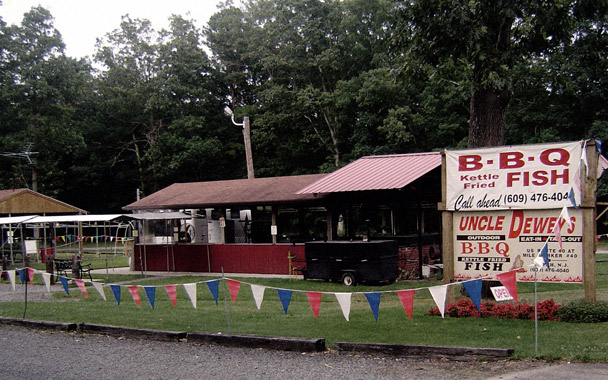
[[427, 298, 561, 321]]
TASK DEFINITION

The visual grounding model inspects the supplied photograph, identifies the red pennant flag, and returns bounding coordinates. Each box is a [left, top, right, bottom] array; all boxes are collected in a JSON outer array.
[[165, 285, 177, 307], [227, 279, 240, 303], [75, 279, 88, 299], [128, 286, 141, 307], [397, 290, 415, 320], [306, 292, 322, 318], [496, 271, 518, 302], [27, 268, 35, 286]]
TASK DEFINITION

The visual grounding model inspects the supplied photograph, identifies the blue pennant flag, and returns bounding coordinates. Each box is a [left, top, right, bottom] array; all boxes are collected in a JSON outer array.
[[462, 279, 483, 311], [144, 286, 156, 310], [206, 280, 219, 305], [277, 289, 292, 315], [18, 269, 25, 284], [110, 285, 121, 306], [569, 188, 578, 209], [59, 276, 70, 295], [365, 292, 382, 322], [540, 243, 551, 271]]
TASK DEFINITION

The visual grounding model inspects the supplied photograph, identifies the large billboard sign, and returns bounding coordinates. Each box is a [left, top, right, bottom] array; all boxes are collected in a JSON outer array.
[[446, 141, 582, 211], [453, 208, 583, 283]]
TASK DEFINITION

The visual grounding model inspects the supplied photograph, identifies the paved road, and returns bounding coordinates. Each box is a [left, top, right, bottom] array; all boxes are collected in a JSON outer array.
[[485, 363, 608, 380], [0, 325, 532, 380], [2, 325, 608, 380]]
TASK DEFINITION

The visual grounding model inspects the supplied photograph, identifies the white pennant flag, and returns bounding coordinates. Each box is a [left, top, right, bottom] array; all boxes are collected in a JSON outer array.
[[429, 285, 449, 318], [581, 141, 589, 176], [7, 270, 16, 291], [183, 283, 197, 309], [335, 293, 352, 321], [573, 168, 582, 194], [250, 284, 265, 310], [533, 255, 545, 269], [42, 273, 52, 293], [559, 206, 572, 228], [92, 282, 106, 301]]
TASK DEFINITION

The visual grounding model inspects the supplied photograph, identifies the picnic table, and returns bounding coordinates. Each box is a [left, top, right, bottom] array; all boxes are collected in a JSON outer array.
[[53, 258, 92, 281]]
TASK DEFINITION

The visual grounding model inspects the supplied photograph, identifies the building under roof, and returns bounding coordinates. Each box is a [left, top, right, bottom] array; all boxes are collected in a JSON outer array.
[[119, 152, 444, 275], [0, 188, 86, 215], [122, 152, 442, 244]]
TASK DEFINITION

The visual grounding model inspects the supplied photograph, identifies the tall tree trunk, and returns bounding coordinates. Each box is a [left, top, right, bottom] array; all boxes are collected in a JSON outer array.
[[468, 86, 510, 148]]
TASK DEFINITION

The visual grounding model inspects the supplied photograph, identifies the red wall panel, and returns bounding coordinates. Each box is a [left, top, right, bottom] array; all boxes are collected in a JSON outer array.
[[134, 244, 305, 274]]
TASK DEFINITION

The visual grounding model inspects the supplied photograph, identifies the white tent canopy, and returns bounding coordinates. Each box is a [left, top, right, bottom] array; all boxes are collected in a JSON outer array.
[[0, 213, 191, 226], [26, 214, 126, 224], [0, 215, 38, 225]]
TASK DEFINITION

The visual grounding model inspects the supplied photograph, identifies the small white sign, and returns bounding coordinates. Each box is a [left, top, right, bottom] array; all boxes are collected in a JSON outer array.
[[491, 286, 513, 302], [270, 225, 278, 236]]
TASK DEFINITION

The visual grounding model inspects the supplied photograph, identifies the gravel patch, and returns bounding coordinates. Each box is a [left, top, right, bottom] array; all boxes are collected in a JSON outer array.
[[0, 282, 67, 302]]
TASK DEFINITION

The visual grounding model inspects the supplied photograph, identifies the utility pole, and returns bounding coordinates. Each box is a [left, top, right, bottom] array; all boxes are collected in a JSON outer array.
[[225, 107, 255, 179], [242, 116, 254, 179]]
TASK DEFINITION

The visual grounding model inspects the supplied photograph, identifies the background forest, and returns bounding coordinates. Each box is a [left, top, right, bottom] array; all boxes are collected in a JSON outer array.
[[0, 0, 606, 215]]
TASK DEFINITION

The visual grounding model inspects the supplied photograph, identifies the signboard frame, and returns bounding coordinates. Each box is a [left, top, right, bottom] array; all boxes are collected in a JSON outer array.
[[440, 140, 599, 301], [445, 141, 582, 211]]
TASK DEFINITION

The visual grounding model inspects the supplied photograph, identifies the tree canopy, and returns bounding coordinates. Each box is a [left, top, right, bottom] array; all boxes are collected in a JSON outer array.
[[0, 0, 606, 213]]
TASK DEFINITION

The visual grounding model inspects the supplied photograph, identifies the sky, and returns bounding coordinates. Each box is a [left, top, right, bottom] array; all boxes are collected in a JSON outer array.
[[1, 0, 228, 58]]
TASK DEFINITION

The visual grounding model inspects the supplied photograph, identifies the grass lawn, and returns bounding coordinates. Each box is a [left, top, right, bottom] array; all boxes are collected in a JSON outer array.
[[7, 252, 129, 272], [1, 256, 608, 361]]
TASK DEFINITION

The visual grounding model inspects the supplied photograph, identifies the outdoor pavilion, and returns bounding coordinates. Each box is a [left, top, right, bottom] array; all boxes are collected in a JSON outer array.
[[121, 152, 443, 276], [122, 174, 329, 273], [0, 188, 87, 264]]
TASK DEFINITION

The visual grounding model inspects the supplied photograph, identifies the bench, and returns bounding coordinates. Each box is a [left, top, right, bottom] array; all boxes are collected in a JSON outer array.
[[53, 259, 93, 281]]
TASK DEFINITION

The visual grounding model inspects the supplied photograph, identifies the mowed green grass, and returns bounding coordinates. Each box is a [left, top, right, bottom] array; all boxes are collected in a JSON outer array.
[[1, 256, 608, 361]]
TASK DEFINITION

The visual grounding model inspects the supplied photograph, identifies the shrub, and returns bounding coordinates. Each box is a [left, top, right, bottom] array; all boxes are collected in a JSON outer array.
[[556, 299, 608, 323], [427, 298, 560, 321]]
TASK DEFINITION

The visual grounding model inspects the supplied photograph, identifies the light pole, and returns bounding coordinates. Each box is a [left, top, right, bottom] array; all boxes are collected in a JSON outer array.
[[224, 107, 255, 179]]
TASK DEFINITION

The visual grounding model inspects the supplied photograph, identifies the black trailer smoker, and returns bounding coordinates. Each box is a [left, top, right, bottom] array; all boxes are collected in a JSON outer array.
[[302, 240, 398, 286]]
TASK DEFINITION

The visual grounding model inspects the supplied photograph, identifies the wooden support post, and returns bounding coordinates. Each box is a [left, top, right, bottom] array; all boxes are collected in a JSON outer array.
[[271, 206, 277, 244], [439, 152, 455, 304], [582, 141, 598, 302], [326, 209, 333, 241], [78, 221, 84, 258]]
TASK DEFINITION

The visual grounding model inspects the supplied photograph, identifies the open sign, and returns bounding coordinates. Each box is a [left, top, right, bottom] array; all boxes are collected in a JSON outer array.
[[491, 286, 513, 302]]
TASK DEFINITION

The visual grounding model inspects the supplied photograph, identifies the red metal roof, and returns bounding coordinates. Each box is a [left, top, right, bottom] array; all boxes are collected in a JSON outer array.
[[297, 152, 442, 194], [123, 174, 327, 210]]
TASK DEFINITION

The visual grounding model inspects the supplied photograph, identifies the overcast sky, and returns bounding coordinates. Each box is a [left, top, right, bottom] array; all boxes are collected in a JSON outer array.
[[1, 0, 228, 58]]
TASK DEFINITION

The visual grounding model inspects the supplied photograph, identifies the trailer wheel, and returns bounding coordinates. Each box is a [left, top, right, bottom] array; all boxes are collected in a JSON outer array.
[[341, 272, 356, 286]]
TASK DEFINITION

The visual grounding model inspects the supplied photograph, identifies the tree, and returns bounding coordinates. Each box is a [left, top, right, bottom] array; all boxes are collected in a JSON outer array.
[[93, 14, 244, 207], [146, 15, 242, 186], [395, 0, 576, 148], [93, 15, 160, 198], [0, 7, 90, 197], [206, 0, 400, 174]]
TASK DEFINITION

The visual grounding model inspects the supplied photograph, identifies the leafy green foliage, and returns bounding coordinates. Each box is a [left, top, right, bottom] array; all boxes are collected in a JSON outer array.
[[556, 299, 608, 323], [0, 2, 606, 211]]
